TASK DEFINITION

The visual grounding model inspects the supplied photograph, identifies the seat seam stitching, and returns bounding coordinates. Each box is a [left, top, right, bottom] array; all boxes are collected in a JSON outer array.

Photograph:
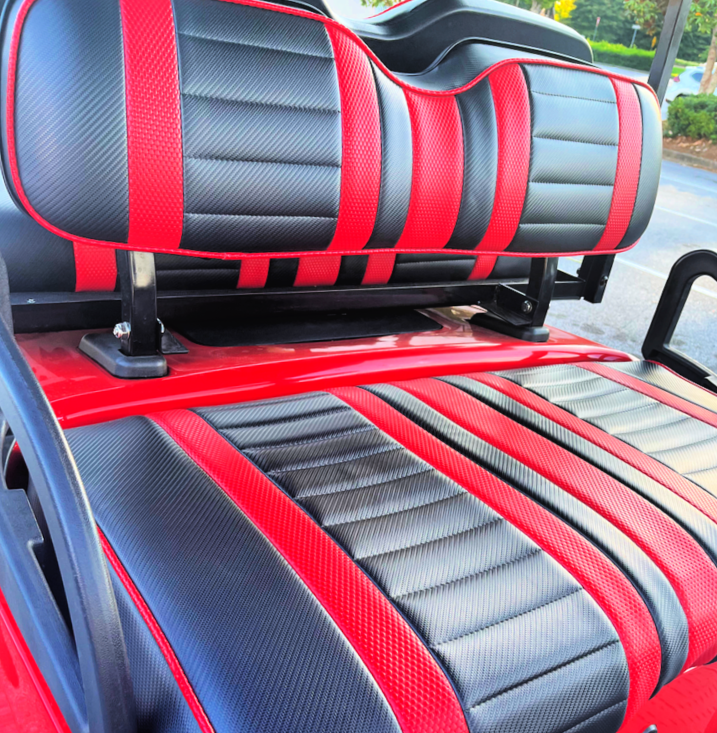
[[323, 490, 468, 530], [393, 545, 539, 599], [183, 90, 339, 114], [243, 425, 374, 453], [468, 640, 621, 710], [296, 465, 435, 501], [434, 586, 583, 647], [268, 442, 401, 475], [178, 30, 334, 61]]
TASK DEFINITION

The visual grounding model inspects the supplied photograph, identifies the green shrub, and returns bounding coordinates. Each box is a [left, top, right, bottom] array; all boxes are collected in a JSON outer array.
[[587, 41, 698, 74], [588, 40, 655, 71], [667, 95, 717, 143]]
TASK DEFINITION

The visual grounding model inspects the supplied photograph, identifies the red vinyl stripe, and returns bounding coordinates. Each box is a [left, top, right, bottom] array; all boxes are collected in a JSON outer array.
[[294, 255, 342, 287], [362, 253, 396, 285], [397, 377, 717, 668], [394, 93, 464, 250], [118, 0, 184, 249], [594, 81, 642, 251], [237, 258, 270, 289], [475, 64, 531, 253], [326, 25, 381, 254], [151, 409, 469, 733], [73, 243, 117, 292], [98, 528, 215, 733], [468, 255, 497, 280], [470, 372, 717, 534], [580, 362, 717, 430], [328, 386, 661, 722]]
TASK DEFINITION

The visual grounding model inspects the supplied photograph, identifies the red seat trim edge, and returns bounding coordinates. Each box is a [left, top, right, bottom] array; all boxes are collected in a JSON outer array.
[[98, 528, 215, 733]]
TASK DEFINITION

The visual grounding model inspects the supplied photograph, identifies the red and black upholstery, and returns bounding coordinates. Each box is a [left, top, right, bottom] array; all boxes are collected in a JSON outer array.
[[63, 360, 717, 733], [2, 0, 661, 287]]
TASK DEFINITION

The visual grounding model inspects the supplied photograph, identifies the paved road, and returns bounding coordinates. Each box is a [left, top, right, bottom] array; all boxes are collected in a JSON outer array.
[[550, 160, 717, 371]]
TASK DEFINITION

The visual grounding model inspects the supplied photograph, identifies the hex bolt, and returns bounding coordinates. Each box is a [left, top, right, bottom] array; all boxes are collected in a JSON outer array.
[[521, 300, 534, 315], [599, 275, 609, 287], [113, 321, 131, 340]]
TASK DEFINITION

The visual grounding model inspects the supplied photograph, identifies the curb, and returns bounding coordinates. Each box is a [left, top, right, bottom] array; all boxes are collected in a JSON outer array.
[[663, 148, 717, 172]]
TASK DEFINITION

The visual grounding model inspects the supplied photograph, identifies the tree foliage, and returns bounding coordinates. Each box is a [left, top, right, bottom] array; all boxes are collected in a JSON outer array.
[[359, 0, 401, 8], [625, 0, 717, 93]]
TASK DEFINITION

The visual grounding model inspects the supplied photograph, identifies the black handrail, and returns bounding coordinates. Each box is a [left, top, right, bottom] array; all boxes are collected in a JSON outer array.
[[0, 254, 135, 732], [642, 250, 717, 393]]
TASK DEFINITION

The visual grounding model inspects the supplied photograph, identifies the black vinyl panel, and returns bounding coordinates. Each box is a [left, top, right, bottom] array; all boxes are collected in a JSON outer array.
[[366, 67, 412, 249], [336, 255, 369, 286], [108, 568, 203, 733], [509, 224, 606, 253], [498, 365, 717, 498], [154, 252, 241, 291], [609, 361, 717, 415], [198, 393, 630, 733], [67, 417, 402, 733], [390, 254, 485, 283], [528, 93, 619, 147], [525, 64, 616, 102], [184, 158, 340, 218], [266, 257, 300, 287], [175, 0, 341, 253], [11, 0, 129, 241], [181, 214, 338, 254], [449, 79, 498, 250], [510, 65, 619, 253], [174, 0, 336, 59], [0, 176, 76, 292], [442, 374, 717, 568], [520, 183, 613, 225], [366, 382, 686, 693], [182, 95, 341, 167], [530, 138, 617, 187], [619, 86, 663, 249]]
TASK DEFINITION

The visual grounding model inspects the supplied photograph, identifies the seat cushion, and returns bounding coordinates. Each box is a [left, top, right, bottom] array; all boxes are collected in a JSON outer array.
[[64, 360, 717, 733], [2, 0, 661, 265]]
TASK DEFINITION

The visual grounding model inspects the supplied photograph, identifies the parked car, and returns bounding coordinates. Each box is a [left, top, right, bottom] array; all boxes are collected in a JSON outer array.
[[665, 65, 716, 103]]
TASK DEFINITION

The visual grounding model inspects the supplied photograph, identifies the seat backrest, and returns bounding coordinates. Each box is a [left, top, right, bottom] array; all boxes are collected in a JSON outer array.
[[1, 0, 661, 290]]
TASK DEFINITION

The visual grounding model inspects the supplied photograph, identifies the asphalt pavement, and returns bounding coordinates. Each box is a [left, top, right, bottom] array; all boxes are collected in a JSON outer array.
[[549, 160, 717, 371]]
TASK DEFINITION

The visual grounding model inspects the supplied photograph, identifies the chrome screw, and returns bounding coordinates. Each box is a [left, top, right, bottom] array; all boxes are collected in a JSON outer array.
[[113, 321, 131, 340]]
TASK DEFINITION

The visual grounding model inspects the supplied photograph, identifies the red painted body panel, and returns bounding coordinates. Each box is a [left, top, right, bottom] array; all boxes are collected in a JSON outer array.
[[17, 309, 632, 428], [0, 586, 70, 733]]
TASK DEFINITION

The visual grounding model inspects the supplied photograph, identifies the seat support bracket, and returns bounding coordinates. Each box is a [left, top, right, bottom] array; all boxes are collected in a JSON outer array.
[[79, 251, 186, 378], [470, 258, 557, 342]]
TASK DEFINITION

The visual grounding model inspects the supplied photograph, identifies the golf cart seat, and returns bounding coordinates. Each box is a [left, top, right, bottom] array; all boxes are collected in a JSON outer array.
[[65, 359, 717, 733], [4, 2, 708, 733]]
